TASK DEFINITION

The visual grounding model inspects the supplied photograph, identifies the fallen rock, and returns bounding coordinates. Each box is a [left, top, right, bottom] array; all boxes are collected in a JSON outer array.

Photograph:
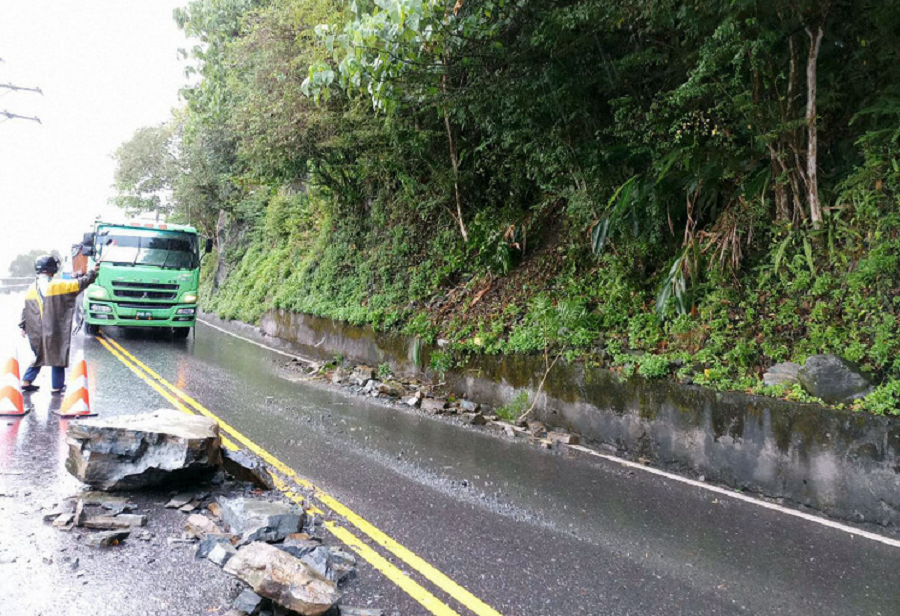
[[798, 355, 874, 404], [421, 398, 448, 414], [83, 514, 147, 530], [526, 421, 547, 437], [351, 366, 375, 386], [195, 533, 233, 559], [224, 542, 340, 616], [179, 500, 201, 513], [185, 513, 221, 539], [278, 537, 321, 560], [404, 396, 421, 408], [378, 382, 404, 398], [459, 399, 480, 413], [222, 449, 275, 491], [219, 497, 304, 545], [166, 493, 196, 509], [763, 362, 802, 387], [65, 409, 221, 491], [52, 513, 75, 528], [331, 368, 347, 385], [85, 530, 130, 548], [208, 541, 238, 567], [300, 546, 357, 584], [233, 589, 265, 615], [462, 413, 487, 426], [547, 431, 580, 446]]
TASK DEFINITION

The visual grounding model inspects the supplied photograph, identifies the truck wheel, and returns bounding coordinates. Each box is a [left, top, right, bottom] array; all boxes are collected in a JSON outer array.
[[85, 323, 100, 336], [172, 327, 191, 340]]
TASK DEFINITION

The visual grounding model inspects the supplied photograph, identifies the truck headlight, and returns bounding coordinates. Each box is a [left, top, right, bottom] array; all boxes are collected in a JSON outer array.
[[182, 293, 198, 303], [176, 307, 196, 316], [87, 286, 109, 300]]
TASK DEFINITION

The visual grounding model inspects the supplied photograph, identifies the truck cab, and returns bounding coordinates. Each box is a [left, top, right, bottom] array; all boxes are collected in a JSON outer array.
[[81, 221, 211, 338]]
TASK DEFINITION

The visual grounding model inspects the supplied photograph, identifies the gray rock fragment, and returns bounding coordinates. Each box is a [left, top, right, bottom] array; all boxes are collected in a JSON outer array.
[[185, 513, 221, 539], [547, 431, 580, 445], [798, 355, 874, 404], [301, 546, 357, 584], [85, 530, 130, 548], [218, 497, 304, 545], [341, 608, 384, 616], [224, 542, 340, 616], [463, 412, 487, 426], [195, 533, 233, 559], [421, 398, 448, 414], [166, 493, 196, 508], [351, 366, 375, 386], [65, 409, 221, 490], [83, 514, 147, 529], [208, 541, 237, 567], [459, 399, 480, 413], [222, 449, 275, 491], [763, 362, 802, 387], [233, 589, 265, 615]]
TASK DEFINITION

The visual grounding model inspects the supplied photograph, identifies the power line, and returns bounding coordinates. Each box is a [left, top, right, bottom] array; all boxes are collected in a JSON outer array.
[[0, 83, 42, 95], [0, 110, 40, 124]]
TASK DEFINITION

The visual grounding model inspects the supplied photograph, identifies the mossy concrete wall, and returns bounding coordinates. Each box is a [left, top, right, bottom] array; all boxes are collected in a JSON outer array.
[[255, 309, 900, 527]]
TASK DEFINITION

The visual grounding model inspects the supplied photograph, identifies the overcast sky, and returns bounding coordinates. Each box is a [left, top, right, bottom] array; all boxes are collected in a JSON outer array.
[[0, 1, 190, 276]]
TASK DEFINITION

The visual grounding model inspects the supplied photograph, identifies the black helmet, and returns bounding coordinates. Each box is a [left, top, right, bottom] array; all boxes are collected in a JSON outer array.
[[34, 255, 60, 275]]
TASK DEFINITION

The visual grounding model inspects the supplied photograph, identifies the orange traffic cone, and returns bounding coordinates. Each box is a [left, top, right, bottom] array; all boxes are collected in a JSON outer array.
[[0, 355, 27, 417], [56, 352, 95, 417]]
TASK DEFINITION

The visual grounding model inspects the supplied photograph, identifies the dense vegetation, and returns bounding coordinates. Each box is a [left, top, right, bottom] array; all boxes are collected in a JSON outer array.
[[113, 0, 900, 414]]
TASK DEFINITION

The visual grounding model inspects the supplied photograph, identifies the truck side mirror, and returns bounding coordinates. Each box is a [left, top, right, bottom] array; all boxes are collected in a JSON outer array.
[[83, 232, 95, 245], [81, 244, 94, 257], [205, 238, 213, 254]]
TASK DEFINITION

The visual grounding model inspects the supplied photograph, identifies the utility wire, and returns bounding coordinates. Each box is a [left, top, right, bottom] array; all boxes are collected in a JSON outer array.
[[0, 110, 40, 124], [0, 83, 42, 95]]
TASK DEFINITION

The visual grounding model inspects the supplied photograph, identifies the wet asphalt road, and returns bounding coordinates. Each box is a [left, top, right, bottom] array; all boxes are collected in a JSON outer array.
[[2, 291, 900, 616]]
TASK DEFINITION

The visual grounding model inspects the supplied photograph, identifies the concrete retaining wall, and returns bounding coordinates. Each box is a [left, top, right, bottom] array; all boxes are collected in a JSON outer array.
[[253, 309, 900, 527]]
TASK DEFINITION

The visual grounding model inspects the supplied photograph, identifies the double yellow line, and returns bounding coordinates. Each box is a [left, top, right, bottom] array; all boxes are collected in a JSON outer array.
[[95, 333, 503, 616]]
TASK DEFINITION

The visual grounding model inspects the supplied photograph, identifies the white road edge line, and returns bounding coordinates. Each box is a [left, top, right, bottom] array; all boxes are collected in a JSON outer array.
[[568, 444, 900, 549], [198, 316, 900, 550], [198, 317, 318, 364]]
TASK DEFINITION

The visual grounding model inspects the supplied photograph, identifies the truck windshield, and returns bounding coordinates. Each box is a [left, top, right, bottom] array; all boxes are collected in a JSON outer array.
[[99, 230, 198, 269]]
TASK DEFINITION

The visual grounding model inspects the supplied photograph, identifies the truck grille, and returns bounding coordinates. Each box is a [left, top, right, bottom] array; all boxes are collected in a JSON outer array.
[[115, 290, 177, 300], [117, 302, 176, 310], [112, 282, 179, 291]]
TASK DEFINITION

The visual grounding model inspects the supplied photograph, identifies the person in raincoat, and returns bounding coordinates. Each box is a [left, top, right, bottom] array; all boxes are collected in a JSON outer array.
[[18, 254, 98, 393]]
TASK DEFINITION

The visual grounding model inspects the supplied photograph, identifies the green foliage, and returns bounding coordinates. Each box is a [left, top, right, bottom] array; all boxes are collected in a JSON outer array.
[[497, 391, 529, 423], [638, 355, 670, 379], [114, 0, 900, 416], [429, 350, 453, 380], [7, 249, 61, 277], [377, 362, 392, 379]]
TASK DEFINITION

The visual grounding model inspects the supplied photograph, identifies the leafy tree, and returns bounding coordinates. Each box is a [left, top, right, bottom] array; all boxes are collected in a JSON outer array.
[[8, 249, 62, 277]]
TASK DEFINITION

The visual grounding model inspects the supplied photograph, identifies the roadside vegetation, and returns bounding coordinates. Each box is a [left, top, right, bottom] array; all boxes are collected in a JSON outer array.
[[113, 0, 900, 415]]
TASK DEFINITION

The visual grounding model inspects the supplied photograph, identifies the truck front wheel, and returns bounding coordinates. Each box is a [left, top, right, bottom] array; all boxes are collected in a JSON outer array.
[[85, 323, 100, 336], [172, 327, 191, 340]]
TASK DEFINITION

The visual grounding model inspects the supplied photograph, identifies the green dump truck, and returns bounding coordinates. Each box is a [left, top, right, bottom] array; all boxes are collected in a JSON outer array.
[[81, 221, 211, 338]]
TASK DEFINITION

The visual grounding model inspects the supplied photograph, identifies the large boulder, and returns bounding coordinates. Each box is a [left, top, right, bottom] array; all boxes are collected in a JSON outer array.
[[762, 362, 801, 387], [218, 496, 305, 545], [223, 542, 341, 616], [65, 409, 221, 491], [798, 355, 874, 404]]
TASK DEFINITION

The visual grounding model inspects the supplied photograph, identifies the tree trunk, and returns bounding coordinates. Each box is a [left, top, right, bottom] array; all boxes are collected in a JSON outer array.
[[805, 25, 825, 229]]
